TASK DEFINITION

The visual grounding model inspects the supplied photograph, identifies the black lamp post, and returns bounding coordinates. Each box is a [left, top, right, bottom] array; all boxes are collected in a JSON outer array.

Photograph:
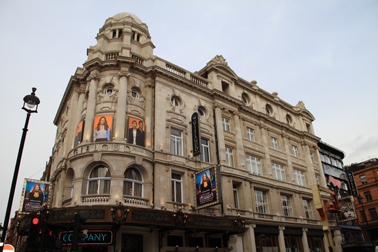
[[357, 194, 375, 249], [0, 88, 40, 250]]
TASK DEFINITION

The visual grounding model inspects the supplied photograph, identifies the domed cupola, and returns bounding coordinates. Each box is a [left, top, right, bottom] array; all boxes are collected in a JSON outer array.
[[87, 12, 155, 64]]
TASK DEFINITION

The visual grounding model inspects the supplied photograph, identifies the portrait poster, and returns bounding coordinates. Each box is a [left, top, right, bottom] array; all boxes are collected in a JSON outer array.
[[74, 120, 84, 147], [19, 179, 52, 214], [127, 117, 145, 147], [194, 165, 220, 210], [338, 196, 357, 223], [93, 115, 113, 142]]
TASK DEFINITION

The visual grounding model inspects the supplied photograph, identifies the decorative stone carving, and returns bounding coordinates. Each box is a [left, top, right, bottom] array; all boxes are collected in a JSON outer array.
[[206, 55, 228, 66], [87, 70, 100, 81], [294, 101, 306, 110]]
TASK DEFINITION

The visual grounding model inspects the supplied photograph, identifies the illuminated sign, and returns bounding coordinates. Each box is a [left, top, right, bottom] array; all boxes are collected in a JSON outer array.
[[346, 171, 358, 197], [337, 196, 357, 223], [59, 230, 113, 245], [19, 179, 52, 214], [194, 165, 221, 210], [323, 164, 346, 180], [191, 112, 201, 156]]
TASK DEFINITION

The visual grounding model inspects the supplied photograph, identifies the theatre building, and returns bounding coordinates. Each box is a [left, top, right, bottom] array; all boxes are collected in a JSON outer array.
[[15, 12, 341, 252]]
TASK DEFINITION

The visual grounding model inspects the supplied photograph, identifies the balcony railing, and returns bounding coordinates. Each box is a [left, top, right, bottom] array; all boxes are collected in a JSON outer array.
[[123, 196, 150, 206], [105, 53, 119, 60], [166, 64, 185, 77], [190, 74, 208, 87], [132, 54, 144, 65], [62, 198, 72, 207], [82, 194, 110, 203]]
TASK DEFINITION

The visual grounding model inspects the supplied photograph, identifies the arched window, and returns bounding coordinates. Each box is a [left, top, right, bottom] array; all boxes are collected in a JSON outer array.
[[171, 97, 180, 107], [88, 166, 111, 194], [131, 88, 139, 98], [124, 168, 142, 197], [242, 93, 249, 104]]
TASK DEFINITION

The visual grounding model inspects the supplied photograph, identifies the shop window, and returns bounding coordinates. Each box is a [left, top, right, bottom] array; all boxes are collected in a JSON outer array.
[[307, 236, 325, 252], [364, 191, 372, 202], [247, 127, 254, 142], [208, 238, 222, 248], [122, 234, 143, 252], [170, 128, 183, 155], [167, 235, 183, 247], [222, 118, 230, 132], [271, 137, 278, 150], [303, 199, 313, 219], [171, 172, 182, 203], [294, 169, 306, 186], [200, 138, 210, 162], [246, 155, 262, 175], [369, 208, 377, 220], [124, 168, 142, 197], [88, 166, 111, 194], [254, 190, 269, 213], [255, 234, 279, 252], [225, 147, 234, 167], [281, 195, 293, 216], [360, 175, 367, 185], [188, 237, 203, 247], [272, 163, 285, 181]]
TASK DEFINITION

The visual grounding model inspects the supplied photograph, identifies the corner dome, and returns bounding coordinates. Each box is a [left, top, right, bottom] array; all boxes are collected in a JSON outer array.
[[106, 12, 143, 25]]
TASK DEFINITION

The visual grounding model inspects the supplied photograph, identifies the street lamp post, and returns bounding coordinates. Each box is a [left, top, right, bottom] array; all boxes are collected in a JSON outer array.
[[0, 88, 40, 250], [357, 194, 376, 250]]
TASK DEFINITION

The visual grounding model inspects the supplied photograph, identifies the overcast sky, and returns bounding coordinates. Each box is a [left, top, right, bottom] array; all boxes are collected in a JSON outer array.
[[0, 0, 377, 224]]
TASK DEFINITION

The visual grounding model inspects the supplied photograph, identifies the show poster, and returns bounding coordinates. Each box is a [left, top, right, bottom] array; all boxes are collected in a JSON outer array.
[[338, 196, 357, 223], [74, 120, 84, 147], [194, 165, 220, 210], [19, 179, 51, 214], [93, 115, 113, 142], [127, 117, 145, 147]]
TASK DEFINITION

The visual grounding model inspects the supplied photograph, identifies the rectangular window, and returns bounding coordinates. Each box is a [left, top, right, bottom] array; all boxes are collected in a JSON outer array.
[[320, 153, 325, 162], [369, 208, 378, 220], [281, 195, 293, 217], [271, 137, 278, 150], [360, 175, 367, 185], [233, 184, 239, 209], [247, 128, 255, 142], [222, 118, 230, 132], [200, 138, 210, 162], [337, 160, 343, 168], [255, 190, 269, 213], [246, 155, 262, 175], [364, 191, 372, 202], [170, 128, 183, 155], [294, 169, 306, 186], [171, 173, 182, 203], [302, 199, 313, 219], [118, 29, 122, 38], [331, 158, 337, 167], [324, 155, 331, 164], [272, 163, 286, 181], [292, 146, 298, 157], [225, 147, 234, 167], [361, 211, 367, 222]]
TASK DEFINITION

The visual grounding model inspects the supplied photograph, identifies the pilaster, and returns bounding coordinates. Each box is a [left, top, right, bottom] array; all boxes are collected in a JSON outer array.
[[83, 71, 100, 142]]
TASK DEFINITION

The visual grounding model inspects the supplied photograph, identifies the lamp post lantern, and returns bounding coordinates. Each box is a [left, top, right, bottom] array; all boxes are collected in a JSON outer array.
[[0, 88, 40, 250]]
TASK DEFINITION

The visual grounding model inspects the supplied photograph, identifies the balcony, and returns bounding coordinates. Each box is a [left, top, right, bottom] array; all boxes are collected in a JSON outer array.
[[123, 195, 150, 207], [82, 194, 110, 203]]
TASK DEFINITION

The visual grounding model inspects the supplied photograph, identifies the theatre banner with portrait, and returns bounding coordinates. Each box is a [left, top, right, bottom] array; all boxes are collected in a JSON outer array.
[[19, 179, 51, 214], [127, 117, 145, 147], [93, 115, 113, 142], [74, 120, 84, 147], [338, 196, 357, 223], [194, 165, 221, 210]]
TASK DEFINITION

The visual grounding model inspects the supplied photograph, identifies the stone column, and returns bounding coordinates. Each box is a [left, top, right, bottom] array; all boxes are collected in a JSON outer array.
[[114, 71, 129, 141], [214, 104, 226, 165], [83, 70, 100, 143], [278, 226, 286, 252], [145, 81, 154, 149], [233, 111, 246, 169], [282, 133, 294, 183], [302, 228, 309, 252], [242, 224, 257, 252]]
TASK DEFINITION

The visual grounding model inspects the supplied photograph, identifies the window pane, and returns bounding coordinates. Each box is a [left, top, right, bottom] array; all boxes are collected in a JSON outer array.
[[99, 180, 110, 194], [124, 181, 133, 195], [134, 183, 142, 197], [88, 181, 98, 194], [125, 168, 141, 181], [176, 182, 182, 203]]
